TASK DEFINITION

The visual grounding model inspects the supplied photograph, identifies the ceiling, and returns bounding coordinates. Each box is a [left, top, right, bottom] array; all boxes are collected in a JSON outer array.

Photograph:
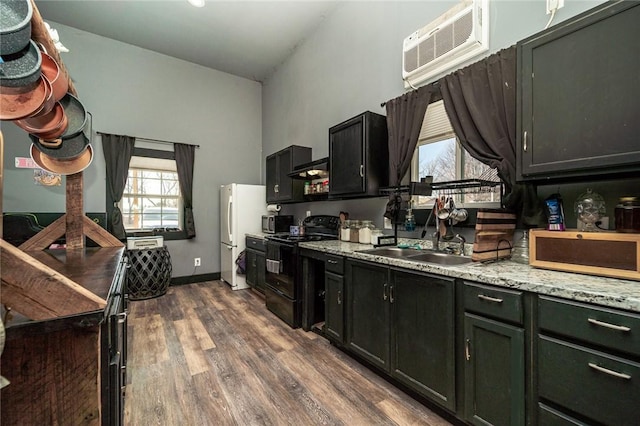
[[35, 0, 341, 82]]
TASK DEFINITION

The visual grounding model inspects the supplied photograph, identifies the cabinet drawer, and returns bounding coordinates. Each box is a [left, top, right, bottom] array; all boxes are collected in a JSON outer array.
[[246, 237, 266, 253], [538, 403, 588, 426], [463, 282, 523, 325], [539, 296, 640, 357], [538, 335, 640, 426], [326, 255, 344, 275]]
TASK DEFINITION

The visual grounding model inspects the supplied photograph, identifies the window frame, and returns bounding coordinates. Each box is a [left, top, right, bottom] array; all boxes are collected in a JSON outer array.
[[106, 147, 189, 240], [410, 100, 502, 210]]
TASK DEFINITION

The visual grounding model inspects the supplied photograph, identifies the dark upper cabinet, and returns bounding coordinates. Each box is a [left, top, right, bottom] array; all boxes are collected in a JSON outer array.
[[329, 111, 389, 198], [266, 145, 311, 203], [516, 1, 640, 182]]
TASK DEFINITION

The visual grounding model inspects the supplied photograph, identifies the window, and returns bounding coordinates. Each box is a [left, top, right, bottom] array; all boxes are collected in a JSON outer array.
[[120, 156, 183, 231], [411, 100, 501, 208]]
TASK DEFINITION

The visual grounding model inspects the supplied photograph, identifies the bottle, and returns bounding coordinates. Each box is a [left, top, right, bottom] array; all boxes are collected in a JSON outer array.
[[304, 181, 310, 195], [340, 220, 351, 241], [405, 212, 416, 231], [359, 220, 374, 244]]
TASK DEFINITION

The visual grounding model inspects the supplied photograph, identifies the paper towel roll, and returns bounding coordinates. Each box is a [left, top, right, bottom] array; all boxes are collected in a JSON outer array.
[[267, 204, 281, 213]]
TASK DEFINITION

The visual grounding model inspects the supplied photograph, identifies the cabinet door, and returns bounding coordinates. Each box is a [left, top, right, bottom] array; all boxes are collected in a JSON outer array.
[[325, 271, 344, 344], [464, 313, 525, 426], [517, 2, 640, 181], [266, 154, 278, 203], [346, 260, 389, 370], [255, 252, 266, 293], [245, 249, 257, 287], [391, 270, 456, 411], [330, 116, 365, 196], [276, 149, 294, 201]]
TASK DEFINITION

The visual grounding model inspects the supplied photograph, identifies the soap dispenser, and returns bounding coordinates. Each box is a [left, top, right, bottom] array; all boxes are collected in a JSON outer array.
[[405, 200, 416, 231]]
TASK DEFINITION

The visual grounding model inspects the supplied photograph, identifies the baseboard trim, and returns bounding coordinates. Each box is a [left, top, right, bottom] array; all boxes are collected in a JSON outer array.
[[170, 273, 220, 286]]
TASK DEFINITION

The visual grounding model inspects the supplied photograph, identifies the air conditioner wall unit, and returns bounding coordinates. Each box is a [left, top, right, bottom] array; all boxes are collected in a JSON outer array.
[[402, 0, 489, 88]]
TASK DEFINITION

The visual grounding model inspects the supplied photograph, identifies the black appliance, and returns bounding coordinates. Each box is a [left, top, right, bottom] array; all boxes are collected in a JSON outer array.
[[264, 215, 340, 328], [262, 214, 294, 234]]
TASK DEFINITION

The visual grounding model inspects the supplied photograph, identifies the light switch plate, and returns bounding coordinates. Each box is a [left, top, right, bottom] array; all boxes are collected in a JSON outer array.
[[546, 0, 564, 14]]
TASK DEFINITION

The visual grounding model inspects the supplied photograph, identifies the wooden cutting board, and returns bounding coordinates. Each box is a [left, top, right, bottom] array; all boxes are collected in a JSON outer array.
[[472, 209, 517, 262]]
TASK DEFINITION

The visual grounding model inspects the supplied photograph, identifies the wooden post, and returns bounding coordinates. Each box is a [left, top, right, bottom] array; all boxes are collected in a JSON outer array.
[[66, 172, 84, 249]]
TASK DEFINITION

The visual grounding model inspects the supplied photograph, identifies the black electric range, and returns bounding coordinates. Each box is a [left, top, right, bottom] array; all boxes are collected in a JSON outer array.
[[264, 215, 339, 328]]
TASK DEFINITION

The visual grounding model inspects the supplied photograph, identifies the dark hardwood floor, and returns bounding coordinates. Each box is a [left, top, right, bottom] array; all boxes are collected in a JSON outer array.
[[124, 281, 453, 426]]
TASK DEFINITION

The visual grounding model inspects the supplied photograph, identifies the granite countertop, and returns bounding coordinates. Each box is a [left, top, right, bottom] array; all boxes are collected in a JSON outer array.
[[298, 239, 640, 313]]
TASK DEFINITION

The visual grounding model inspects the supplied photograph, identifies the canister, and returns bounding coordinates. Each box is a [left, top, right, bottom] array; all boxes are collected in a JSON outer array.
[[615, 197, 640, 233]]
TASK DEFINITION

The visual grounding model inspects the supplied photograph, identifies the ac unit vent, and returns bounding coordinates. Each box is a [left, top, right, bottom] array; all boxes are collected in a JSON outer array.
[[127, 236, 164, 250], [403, 0, 489, 88]]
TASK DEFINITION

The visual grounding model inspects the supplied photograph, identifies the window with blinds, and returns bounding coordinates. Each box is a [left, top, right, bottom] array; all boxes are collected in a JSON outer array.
[[411, 100, 501, 207]]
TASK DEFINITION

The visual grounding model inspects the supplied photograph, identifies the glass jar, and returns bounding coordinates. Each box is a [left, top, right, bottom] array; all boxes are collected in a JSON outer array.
[[359, 220, 374, 244], [350, 220, 360, 243], [615, 197, 640, 233], [340, 220, 351, 241], [511, 230, 529, 264]]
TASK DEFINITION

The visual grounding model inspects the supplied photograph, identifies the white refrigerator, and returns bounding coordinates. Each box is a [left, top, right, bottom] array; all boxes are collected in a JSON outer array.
[[220, 183, 266, 290]]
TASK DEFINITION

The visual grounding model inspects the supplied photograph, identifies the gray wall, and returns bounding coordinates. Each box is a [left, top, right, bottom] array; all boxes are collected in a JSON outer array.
[[2, 23, 262, 277], [264, 0, 606, 230]]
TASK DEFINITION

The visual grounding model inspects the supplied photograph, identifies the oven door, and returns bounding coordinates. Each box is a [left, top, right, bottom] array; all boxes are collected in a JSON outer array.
[[265, 240, 296, 299]]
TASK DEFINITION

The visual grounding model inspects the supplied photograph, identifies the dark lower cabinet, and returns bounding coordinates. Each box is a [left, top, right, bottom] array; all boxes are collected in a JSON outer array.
[[324, 271, 344, 343], [345, 260, 456, 411], [463, 313, 525, 426], [391, 270, 456, 411], [346, 260, 390, 370], [245, 237, 266, 293], [537, 296, 640, 426]]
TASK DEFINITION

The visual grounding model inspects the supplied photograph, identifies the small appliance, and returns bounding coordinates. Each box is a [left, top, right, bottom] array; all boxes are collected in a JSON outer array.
[[262, 215, 293, 234]]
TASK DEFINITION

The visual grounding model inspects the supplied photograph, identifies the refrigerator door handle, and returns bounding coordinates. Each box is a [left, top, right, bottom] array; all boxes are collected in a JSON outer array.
[[227, 195, 233, 243]]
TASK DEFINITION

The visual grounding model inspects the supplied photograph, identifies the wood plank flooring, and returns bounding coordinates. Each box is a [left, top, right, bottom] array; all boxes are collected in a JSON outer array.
[[124, 281, 454, 426]]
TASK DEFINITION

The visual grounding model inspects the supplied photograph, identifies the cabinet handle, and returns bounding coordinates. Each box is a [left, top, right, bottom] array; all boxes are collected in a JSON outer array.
[[465, 339, 471, 361], [523, 131, 528, 152], [337, 290, 342, 305], [389, 285, 394, 304], [274, 184, 279, 193], [587, 318, 631, 332], [588, 362, 631, 380], [359, 165, 364, 178], [117, 311, 128, 324], [383, 283, 388, 301], [327, 259, 338, 264], [477, 294, 503, 304]]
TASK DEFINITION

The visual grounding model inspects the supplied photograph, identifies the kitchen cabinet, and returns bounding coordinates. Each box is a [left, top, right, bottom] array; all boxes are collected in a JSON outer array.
[[329, 111, 388, 198], [345, 260, 390, 370], [462, 282, 525, 426], [324, 254, 344, 344], [516, 1, 640, 182], [1, 247, 127, 426], [245, 236, 266, 293], [391, 269, 456, 411], [345, 259, 456, 410], [537, 296, 640, 425], [266, 145, 311, 203]]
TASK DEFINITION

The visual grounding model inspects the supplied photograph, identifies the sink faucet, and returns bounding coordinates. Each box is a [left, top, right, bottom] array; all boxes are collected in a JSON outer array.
[[454, 234, 466, 256], [431, 213, 440, 251]]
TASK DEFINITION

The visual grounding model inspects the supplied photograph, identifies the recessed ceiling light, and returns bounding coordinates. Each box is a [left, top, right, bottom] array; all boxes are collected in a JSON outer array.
[[188, 0, 205, 7]]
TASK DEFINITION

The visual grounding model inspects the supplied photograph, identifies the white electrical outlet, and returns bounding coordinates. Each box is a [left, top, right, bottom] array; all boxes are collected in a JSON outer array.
[[306, 210, 311, 217], [546, 0, 564, 14], [384, 217, 393, 230], [194, 257, 201, 267]]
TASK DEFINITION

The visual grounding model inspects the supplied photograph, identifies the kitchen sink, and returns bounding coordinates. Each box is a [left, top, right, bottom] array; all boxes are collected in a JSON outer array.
[[356, 247, 423, 258], [357, 247, 472, 266], [405, 252, 472, 266]]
